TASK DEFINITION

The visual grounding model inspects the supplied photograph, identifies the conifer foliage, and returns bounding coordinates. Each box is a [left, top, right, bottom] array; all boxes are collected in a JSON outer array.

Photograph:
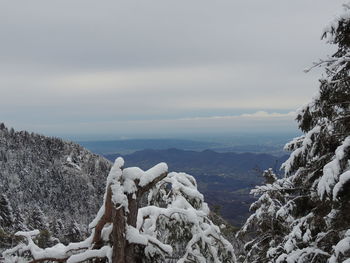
[[239, 3, 350, 262], [0, 194, 14, 229], [236, 169, 293, 263]]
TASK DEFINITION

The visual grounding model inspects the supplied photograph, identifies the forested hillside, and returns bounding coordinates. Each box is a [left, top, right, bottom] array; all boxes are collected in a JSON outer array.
[[0, 123, 111, 248]]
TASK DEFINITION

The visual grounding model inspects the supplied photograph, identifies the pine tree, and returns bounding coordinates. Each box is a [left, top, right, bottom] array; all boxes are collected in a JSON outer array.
[[236, 169, 293, 262], [0, 194, 14, 229], [50, 218, 65, 242], [65, 220, 83, 243], [27, 205, 47, 231], [237, 3, 350, 262], [276, 3, 350, 262], [12, 207, 27, 231]]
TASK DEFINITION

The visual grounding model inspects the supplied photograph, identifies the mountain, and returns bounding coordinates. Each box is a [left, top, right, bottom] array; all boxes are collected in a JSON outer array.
[[104, 149, 289, 225], [78, 135, 295, 156], [0, 123, 111, 247], [78, 139, 219, 155]]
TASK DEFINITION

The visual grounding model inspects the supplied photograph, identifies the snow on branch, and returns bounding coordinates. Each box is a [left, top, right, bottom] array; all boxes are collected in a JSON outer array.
[[329, 229, 350, 263], [322, 2, 350, 43], [317, 136, 350, 199], [3, 230, 95, 263], [282, 126, 321, 175]]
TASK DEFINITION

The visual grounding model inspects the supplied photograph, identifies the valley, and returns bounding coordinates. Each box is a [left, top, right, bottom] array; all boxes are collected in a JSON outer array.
[[102, 148, 289, 226]]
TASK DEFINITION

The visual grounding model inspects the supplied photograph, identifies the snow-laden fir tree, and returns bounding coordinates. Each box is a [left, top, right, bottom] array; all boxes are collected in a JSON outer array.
[[4, 157, 235, 263], [0, 194, 14, 229], [27, 206, 47, 231], [238, 3, 350, 262], [12, 208, 27, 232], [236, 169, 294, 263], [65, 221, 83, 243]]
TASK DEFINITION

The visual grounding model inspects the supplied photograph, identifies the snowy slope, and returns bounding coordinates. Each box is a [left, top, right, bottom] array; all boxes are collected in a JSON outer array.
[[0, 123, 112, 242]]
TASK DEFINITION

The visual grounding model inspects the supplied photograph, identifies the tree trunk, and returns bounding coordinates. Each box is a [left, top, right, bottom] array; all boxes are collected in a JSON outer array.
[[100, 172, 167, 263], [112, 206, 126, 263], [125, 195, 139, 263]]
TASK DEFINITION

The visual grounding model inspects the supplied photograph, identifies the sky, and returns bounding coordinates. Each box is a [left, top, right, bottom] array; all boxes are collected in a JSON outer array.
[[0, 0, 345, 140]]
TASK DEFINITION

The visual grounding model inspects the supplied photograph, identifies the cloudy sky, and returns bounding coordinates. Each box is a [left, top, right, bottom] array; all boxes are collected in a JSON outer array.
[[0, 0, 344, 140]]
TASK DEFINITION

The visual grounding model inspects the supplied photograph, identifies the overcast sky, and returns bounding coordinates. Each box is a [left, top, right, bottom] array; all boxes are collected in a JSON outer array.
[[0, 0, 345, 140]]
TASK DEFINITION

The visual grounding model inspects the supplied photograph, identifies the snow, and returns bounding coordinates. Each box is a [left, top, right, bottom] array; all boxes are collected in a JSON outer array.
[[15, 229, 40, 238], [126, 225, 148, 245], [323, 2, 350, 43], [67, 246, 112, 263], [66, 156, 81, 171], [5, 231, 71, 261], [276, 247, 329, 263], [89, 205, 105, 229], [111, 181, 128, 210], [90, 157, 125, 229], [333, 170, 350, 199], [139, 162, 168, 187], [283, 213, 313, 253], [317, 136, 350, 199], [2, 256, 27, 263], [329, 230, 350, 263], [122, 167, 143, 194], [4, 229, 98, 262], [121, 163, 168, 194], [282, 126, 321, 175], [138, 171, 235, 262], [101, 224, 113, 241]]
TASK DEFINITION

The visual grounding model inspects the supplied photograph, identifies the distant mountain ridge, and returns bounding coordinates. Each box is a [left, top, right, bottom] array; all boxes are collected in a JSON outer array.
[[105, 148, 288, 183], [78, 136, 292, 156], [78, 139, 219, 154]]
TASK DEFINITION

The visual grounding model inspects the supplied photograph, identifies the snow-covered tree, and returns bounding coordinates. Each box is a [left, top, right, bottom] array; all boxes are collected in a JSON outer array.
[[64, 220, 83, 243], [4, 158, 235, 263], [277, 3, 350, 262], [237, 3, 350, 262], [236, 169, 293, 262], [12, 208, 27, 232], [27, 206, 47, 231], [0, 194, 14, 229], [50, 218, 65, 242]]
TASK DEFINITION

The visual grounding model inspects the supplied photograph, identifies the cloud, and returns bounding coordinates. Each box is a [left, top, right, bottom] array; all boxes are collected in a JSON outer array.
[[240, 111, 296, 118], [178, 111, 295, 121], [0, 0, 344, 138], [4, 110, 298, 140]]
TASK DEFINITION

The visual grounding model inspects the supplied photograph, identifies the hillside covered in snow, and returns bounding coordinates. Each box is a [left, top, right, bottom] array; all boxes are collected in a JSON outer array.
[[0, 123, 112, 248]]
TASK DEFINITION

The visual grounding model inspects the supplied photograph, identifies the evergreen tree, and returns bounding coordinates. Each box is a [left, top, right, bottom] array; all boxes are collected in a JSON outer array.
[[12, 207, 27, 231], [236, 169, 293, 262], [64, 220, 83, 243], [239, 3, 350, 262], [50, 218, 65, 242], [0, 193, 14, 229], [27, 205, 47, 231]]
